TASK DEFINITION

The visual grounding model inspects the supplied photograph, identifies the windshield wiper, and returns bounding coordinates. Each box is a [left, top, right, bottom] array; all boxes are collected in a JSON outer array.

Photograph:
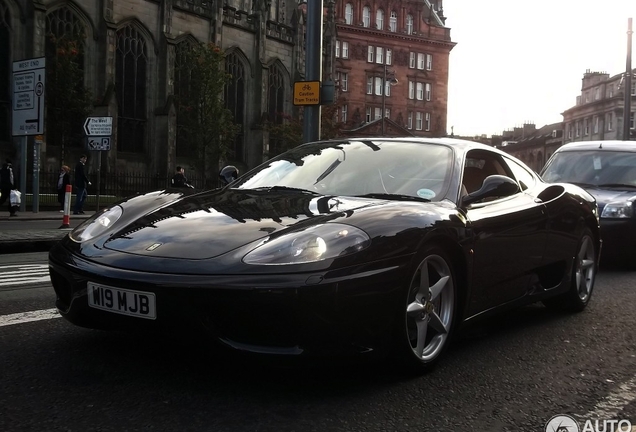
[[250, 186, 319, 194], [355, 193, 431, 203]]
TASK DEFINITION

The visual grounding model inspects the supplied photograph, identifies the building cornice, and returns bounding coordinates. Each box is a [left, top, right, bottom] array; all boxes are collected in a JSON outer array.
[[336, 25, 456, 49]]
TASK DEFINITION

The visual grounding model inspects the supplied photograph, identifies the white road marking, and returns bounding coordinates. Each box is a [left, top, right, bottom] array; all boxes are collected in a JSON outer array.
[[576, 375, 636, 426], [0, 264, 50, 287], [0, 264, 47, 269], [0, 308, 61, 327]]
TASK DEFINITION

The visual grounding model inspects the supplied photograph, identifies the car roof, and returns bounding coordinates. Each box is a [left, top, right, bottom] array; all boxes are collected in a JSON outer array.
[[553, 140, 636, 153]]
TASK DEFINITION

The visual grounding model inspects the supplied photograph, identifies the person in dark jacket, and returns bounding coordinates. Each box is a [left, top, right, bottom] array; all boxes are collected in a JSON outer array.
[[0, 159, 17, 216], [57, 165, 71, 212], [171, 166, 193, 189], [73, 155, 91, 214]]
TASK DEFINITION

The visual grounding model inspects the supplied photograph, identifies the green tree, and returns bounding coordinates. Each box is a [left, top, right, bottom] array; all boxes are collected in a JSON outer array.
[[46, 34, 93, 165], [175, 43, 238, 188], [266, 96, 347, 158]]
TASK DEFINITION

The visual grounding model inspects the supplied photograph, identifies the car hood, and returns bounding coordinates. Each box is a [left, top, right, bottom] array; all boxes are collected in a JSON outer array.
[[580, 187, 636, 211], [102, 189, 381, 259]]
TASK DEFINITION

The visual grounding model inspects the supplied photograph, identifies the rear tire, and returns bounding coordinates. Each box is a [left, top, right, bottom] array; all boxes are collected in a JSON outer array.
[[543, 228, 596, 312], [393, 247, 458, 373]]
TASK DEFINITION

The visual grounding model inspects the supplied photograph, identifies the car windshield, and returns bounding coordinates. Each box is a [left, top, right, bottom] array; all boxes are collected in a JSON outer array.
[[233, 140, 454, 201], [542, 150, 636, 187]]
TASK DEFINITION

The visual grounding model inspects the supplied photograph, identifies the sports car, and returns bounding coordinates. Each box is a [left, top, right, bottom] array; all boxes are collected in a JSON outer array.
[[49, 138, 601, 372]]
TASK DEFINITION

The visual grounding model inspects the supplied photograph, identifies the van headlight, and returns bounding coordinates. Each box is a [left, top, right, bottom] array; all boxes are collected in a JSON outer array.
[[70, 206, 123, 242], [243, 223, 370, 265]]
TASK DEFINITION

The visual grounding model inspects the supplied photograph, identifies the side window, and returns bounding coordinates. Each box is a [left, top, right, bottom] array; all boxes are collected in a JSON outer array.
[[503, 156, 536, 191], [462, 151, 515, 202]]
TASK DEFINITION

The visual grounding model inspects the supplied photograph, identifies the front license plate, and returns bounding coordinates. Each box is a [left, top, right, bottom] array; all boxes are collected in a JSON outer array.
[[87, 282, 156, 320]]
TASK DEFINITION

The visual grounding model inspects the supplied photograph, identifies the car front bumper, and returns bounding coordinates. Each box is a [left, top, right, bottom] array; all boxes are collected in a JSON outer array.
[[48, 242, 411, 358], [599, 218, 636, 262]]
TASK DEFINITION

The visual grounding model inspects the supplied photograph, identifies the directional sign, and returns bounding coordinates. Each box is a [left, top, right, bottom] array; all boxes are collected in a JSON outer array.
[[84, 117, 113, 136], [12, 57, 46, 136], [87, 136, 111, 151], [293, 81, 320, 106]]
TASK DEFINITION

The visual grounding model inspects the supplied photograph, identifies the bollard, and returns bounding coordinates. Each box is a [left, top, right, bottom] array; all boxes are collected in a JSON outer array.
[[59, 184, 72, 229]]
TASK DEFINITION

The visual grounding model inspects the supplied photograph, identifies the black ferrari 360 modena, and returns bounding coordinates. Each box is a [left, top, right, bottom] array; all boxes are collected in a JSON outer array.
[[49, 138, 601, 371]]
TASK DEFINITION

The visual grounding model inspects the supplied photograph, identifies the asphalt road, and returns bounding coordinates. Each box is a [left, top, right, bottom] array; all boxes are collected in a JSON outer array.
[[1, 252, 635, 432]]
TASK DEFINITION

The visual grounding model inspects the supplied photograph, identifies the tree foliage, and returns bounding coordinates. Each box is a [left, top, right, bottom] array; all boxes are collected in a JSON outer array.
[[265, 96, 347, 158], [174, 43, 238, 188], [46, 34, 93, 165]]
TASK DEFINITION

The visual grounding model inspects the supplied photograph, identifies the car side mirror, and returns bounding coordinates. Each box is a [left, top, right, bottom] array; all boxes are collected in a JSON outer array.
[[462, 175, 519, 206]]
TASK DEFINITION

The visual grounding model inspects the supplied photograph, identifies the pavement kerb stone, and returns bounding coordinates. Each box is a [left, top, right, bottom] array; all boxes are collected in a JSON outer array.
[[0, 211, 93, 254]]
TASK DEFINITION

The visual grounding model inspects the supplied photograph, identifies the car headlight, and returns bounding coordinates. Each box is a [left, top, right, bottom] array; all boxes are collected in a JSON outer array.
[[601, 200, 633, 219], [243, 223, 371, 265], [70, 206, 123, 242]]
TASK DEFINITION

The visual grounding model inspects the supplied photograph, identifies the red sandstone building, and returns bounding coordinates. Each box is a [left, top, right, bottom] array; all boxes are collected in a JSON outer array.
[[331, 0, 455, 137]]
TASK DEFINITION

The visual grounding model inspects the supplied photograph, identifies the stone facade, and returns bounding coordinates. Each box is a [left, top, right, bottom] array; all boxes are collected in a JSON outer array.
[[492, 123, 563, 173], [562, 69, 636, 144], [0, 0, 302, 179]]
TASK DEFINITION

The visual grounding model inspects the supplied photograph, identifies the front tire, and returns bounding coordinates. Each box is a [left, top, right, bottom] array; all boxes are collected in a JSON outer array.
[[393, 247, 458, 373]]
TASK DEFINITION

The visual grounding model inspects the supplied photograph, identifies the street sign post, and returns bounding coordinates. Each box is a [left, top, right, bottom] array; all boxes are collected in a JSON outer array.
[[86, 136, 111, 151], [293, 81, 321, 106], [83, 116, 112, 213], [84, 117, 113, 136], [12, 57, 46, 136]]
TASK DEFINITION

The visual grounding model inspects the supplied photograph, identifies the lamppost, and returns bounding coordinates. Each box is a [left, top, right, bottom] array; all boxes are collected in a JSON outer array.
[[381, 63, 398, 136]]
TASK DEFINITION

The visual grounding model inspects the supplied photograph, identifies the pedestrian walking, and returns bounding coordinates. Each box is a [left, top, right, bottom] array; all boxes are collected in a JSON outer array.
[[170, 166, 193, 189], [73, 155, 91, 215], [0, 159, 17, 216], [57, 165, 71, 212]]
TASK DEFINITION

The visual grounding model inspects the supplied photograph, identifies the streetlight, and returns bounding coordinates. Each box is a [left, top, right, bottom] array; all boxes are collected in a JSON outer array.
[[381, 63, 398, 136]]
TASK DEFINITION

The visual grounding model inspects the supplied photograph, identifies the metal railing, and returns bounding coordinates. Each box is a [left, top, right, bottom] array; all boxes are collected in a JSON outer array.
[[24, 170, 209, 209]]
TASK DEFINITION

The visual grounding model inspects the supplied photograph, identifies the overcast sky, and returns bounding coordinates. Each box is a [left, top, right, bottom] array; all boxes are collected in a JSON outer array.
[[443, 0, 635, 137]]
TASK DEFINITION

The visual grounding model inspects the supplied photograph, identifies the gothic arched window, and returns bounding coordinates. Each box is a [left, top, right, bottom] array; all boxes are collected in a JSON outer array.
[[174, 40, 195, 157], [0, 1, 11, 144], [116, 25, 148, 153], [224, 53, 245, 162], [267, 64, 285, 155], [344, 3, 353, 25], [45, 7, 88, 150]]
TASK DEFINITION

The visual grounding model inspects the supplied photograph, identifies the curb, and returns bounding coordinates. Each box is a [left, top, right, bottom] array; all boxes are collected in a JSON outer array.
[[0, 238, 62, 254]]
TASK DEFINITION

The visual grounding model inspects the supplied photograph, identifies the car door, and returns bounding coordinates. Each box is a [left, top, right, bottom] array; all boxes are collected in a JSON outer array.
[[462, 151, 549, 316]]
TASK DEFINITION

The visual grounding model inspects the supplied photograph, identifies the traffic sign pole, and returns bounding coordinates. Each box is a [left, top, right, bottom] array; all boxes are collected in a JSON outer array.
[[83, 116, 112, 212]]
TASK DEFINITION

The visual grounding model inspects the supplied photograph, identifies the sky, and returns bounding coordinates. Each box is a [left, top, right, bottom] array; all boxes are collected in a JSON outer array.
[[442, 0, 636, 137]]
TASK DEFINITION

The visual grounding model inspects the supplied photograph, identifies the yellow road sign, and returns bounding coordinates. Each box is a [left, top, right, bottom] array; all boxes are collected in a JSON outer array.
[[293, 81, 320, 106]]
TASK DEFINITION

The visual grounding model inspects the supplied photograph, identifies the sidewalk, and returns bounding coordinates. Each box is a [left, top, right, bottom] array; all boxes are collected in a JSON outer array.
[[0, 210, 95, 254]]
